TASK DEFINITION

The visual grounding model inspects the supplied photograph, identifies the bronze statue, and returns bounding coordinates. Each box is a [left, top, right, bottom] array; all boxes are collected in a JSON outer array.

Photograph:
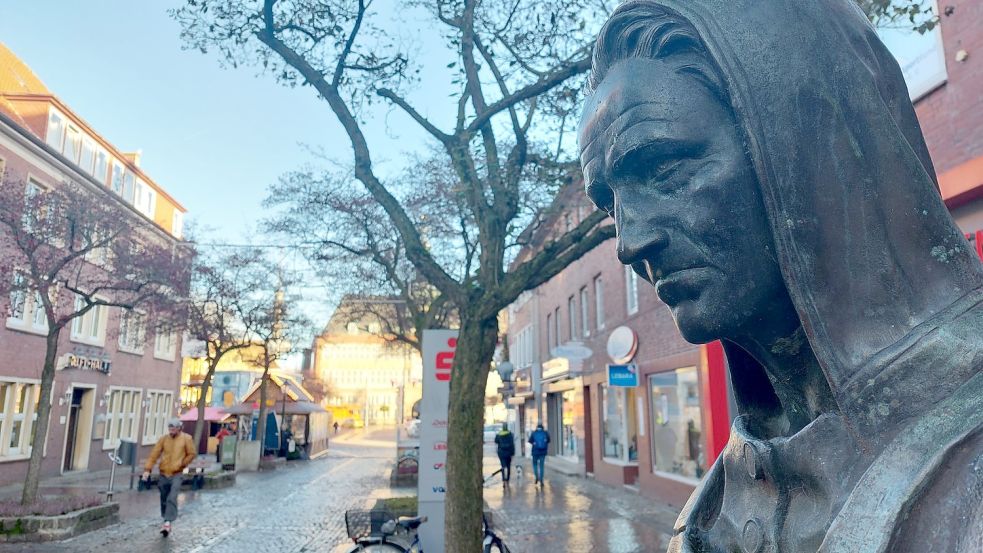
[[578, 1, 983, 551]]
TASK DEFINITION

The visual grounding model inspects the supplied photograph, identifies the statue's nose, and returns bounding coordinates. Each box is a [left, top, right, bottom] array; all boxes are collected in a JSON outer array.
[[616, 213, 668, 267]]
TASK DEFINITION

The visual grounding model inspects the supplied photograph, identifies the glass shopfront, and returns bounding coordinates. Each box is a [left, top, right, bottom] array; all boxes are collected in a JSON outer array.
[[601, 383, 639, 463], [648, 367, 705, 480]]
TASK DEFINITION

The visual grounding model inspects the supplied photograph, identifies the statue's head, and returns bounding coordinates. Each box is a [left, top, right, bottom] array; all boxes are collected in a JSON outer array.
[[578, 4, 797, 345]]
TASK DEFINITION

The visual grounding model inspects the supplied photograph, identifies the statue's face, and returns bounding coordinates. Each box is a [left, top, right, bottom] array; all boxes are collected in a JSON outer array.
[[579, 57, 795, 344]]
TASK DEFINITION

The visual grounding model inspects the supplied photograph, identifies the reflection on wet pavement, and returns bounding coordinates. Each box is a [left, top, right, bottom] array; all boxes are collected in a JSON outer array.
[[484, 456, 678, 552]]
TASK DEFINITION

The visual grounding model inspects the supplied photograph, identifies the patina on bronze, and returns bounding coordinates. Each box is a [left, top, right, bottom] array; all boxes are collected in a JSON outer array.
[[578, 1, 983, 551]]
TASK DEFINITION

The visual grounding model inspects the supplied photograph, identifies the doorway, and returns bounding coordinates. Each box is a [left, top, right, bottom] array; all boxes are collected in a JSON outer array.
[[62, 387, 94, 472]]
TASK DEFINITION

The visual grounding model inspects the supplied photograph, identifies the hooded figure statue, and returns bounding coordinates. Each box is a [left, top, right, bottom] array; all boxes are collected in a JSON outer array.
[[578, 1, 983, 552]]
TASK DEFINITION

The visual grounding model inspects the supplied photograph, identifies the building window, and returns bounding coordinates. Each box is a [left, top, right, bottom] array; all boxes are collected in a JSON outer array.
[[568, 296, 578, 340], [104, 387, 141, 449], [154, 327, 177, 361], [45, 109, 65, 151], [649, 368, 705, 480], [346, 322, 359, 335], [626, 265, 639, 315], [94, 148, 109, 184], [546, 312, 553, 351], [134, 179, 156, 218], [142, 390, 173, 445], [594, 275, 605, 330], [600, 383, 639, 463], [118, 309, 146, 354], [79, 138, 96, 174], [6, 272, 48, 334], [122, 172, 135, 204], [579, 286, 589, 337], [171, 210, 184, 239], [70, 295, 106, 346], [110, 161, 124, 196], [63, 125, 82, 163], [0, 380, 41, 459]]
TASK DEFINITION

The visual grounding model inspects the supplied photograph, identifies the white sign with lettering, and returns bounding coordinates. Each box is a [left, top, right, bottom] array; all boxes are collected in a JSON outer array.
[[418, 329, 458, 553]]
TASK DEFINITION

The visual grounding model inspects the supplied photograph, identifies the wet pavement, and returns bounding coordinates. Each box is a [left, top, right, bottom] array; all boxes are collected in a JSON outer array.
[[0, 428, 679, 552], [3, 429, 399, 553], [483, 455, 677, 552]]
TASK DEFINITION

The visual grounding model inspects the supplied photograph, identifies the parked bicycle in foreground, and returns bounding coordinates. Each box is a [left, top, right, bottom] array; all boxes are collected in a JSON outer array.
[[341, 509, 511, 552]]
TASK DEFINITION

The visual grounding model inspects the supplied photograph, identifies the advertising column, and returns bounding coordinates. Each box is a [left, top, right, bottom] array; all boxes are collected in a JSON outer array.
[[418, 330, 457, 553]]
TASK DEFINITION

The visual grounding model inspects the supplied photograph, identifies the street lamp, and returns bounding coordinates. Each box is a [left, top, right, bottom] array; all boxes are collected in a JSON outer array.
[[496, 361, 514, 387]]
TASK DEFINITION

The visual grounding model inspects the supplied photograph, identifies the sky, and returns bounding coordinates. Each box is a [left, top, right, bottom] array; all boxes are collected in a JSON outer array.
[[0, 0, 458, 332]]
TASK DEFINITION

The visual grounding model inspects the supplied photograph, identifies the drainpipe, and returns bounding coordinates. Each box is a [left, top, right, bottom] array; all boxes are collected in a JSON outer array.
[[533, 290, 544, 424]]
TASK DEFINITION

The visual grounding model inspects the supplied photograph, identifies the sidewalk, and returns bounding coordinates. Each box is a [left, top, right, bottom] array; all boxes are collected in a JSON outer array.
[[483, 454, 679, 552]]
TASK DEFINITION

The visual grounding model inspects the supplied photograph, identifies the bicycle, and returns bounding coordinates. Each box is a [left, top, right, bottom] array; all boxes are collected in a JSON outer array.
[[342, 508, 511, 553], [344, 509, 426, 552]]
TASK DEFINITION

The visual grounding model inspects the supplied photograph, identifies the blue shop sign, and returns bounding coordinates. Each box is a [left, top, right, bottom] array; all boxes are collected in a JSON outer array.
[[607, 363, 639, 387]]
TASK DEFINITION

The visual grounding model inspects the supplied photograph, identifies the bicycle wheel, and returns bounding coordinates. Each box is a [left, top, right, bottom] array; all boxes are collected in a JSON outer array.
[[483, 535, 512, 553]]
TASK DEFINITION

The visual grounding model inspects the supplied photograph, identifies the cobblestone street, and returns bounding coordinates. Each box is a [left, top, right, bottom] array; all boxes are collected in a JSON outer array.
[[2, 430, 399, 553], [0, 429, 679, 553]]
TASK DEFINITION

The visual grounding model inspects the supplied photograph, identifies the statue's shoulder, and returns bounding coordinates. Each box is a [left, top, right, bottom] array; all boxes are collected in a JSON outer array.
[[821, 372, 983, 553]]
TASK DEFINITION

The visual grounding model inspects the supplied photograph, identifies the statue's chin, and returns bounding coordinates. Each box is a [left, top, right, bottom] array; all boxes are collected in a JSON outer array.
[[670, 309, 718, 345]]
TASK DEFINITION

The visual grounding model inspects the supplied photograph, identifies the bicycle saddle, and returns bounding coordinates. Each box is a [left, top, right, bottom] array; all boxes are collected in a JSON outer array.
[[397, 516, 427, 530]]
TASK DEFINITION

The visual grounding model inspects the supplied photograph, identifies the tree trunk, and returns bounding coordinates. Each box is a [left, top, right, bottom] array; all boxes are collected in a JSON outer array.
[[192, 365, 216, 453], [445, 311, 499, 552], [22, 329, 61, 505], [256, 370, 270, 455]]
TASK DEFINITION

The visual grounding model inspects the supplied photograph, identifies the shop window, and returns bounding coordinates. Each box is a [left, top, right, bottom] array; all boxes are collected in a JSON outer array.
[[649, 367, 705, 480], [600, 383, 639, 463], [560, 388, 579, 458], [0, 380, 41, 459], [104, 387, 141, 449], [142, 390, 173, 445]]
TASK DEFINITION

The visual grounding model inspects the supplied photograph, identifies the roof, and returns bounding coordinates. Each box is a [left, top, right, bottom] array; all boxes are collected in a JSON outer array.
[[0, 43, 50, 96], [225, 400, 326, 416]]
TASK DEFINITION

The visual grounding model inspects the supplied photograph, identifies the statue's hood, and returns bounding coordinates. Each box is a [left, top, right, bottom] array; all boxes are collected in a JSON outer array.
[[618, 0, 983, 431]]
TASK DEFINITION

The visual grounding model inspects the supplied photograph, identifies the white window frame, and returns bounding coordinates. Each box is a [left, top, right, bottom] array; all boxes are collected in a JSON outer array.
[[626, 265, 639, 315], [6, 270, 49, 335], [0, 379, 41, 461], [45, 109, 65, 151], [594, 275, 606, 330], [93, 148, 109, 184], [70, 295, 107, 346], [142, 390, 173, 445], [568, 295, 578, 340], [154, 327, 177, 361], [171, 210, 184, 239], [63, 125, 82, 164], [103, 387, 142, 450], [110, 160, 124, 196], [117, 308, 146, 355], [79, 136, 96, 174]]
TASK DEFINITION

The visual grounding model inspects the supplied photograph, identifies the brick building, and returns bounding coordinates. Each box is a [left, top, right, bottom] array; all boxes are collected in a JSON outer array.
[[904, 0, 983, 237], [0, 44, 187, 484], [504, 185, 731, 507]]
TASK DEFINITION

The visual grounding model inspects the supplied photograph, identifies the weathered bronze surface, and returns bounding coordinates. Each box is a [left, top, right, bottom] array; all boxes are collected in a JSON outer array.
[[578, 1, 983, 551]]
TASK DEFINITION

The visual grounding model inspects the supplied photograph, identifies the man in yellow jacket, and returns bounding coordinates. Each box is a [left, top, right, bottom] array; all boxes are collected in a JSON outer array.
[[142, 418, 196, 537]]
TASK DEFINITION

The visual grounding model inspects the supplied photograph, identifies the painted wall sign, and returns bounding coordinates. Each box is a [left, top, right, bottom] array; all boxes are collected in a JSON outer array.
[[418, 329, 458, 553], [608, 363, 639, 388]]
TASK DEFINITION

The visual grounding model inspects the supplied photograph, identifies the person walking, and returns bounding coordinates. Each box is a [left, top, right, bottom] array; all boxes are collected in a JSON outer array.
[[214, 423, 231, 463], [494, 422, 515, 484], [528, 423, 550, 486], [142, 418, 196, 537]]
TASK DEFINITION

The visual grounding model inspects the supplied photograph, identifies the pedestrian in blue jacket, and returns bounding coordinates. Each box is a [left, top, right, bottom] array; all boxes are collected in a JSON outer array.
[[528, 423, 550, 486]]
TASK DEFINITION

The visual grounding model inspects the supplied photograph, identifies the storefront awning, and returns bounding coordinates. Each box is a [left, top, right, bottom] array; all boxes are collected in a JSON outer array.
[[180, 407, 231, 422]]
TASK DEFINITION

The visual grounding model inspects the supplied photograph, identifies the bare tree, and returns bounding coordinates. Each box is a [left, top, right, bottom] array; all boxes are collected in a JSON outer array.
[[247, 274, 310, 456], [0, 175, 190, 505], [172, 2, 616, 547], [184, 248, 270, 449]]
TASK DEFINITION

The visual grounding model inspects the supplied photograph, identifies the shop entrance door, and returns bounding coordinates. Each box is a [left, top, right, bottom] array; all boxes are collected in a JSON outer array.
[[62, 388, 88, 472]]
